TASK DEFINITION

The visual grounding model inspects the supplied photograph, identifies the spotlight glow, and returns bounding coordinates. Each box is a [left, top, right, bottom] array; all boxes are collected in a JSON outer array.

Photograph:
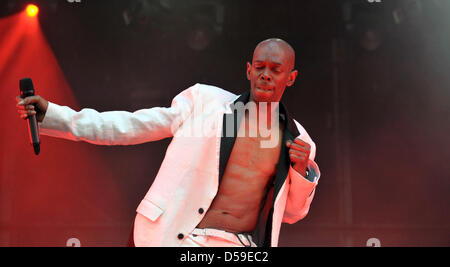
[[26, 4, 39, 17]]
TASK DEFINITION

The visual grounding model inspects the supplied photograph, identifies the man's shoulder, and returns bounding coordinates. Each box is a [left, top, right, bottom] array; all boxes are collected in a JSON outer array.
[[193, 83, 238, 101]]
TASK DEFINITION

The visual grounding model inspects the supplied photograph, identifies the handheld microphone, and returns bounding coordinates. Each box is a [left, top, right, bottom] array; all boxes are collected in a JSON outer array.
[[19, 78, 40, 155]]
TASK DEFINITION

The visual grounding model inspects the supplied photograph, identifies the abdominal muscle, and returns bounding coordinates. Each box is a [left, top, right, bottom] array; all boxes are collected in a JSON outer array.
[[196, 166, 273, 233]]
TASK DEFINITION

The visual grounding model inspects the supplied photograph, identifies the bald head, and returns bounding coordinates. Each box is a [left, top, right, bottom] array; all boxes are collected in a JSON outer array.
[[253, 38, 296, 71]]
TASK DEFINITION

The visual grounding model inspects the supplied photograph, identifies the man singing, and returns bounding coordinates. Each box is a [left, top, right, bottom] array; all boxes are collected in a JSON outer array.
[[16, 38, 321, 247]]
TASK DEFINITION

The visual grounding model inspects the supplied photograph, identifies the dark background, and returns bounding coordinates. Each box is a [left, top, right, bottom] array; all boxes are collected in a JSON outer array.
[[1, 0, 449, 246]]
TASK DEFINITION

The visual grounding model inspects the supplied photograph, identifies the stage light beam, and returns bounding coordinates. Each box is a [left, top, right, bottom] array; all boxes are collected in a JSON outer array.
[[26, 4, 39, 17]]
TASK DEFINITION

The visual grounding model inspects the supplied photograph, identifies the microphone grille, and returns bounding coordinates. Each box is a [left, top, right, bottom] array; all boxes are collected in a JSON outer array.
[[19, 78, 35, 97]]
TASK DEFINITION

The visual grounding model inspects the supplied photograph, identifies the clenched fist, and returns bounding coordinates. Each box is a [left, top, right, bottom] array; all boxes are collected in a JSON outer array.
[[286, 138, 311, 177], [16, 95, 49, 123]]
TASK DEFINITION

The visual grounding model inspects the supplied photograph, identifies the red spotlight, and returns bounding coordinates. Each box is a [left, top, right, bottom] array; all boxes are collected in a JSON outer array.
[[26, 4, 39, 17]]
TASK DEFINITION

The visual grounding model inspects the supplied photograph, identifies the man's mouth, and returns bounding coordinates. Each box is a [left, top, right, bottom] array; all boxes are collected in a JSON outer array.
[[256, 86, 274, 91]]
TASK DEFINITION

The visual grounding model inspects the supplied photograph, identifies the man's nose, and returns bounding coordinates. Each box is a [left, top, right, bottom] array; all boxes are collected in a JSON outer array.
[[260, 71, 272, 82]]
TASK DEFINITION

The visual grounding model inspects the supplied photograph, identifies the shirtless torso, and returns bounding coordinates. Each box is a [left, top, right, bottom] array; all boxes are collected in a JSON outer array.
[[197, 111, 283, 233]]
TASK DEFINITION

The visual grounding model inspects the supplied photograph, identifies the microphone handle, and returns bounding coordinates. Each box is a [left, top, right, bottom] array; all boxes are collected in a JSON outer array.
[[27, 114, 40, 155]]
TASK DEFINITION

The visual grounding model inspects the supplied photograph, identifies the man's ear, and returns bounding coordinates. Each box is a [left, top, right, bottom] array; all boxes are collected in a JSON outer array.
[[286, 70, 299, 87], [246, 62, 252, 81]]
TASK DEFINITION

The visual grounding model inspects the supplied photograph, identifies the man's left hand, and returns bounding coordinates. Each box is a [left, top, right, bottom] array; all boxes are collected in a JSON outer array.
[[286, 138, 311, 177]]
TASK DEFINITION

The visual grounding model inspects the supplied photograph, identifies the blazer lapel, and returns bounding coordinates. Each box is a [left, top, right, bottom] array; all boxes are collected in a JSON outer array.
[[272, 103, 300, 202], [262, 103, 301, 247], [218, 91, 250, 184]]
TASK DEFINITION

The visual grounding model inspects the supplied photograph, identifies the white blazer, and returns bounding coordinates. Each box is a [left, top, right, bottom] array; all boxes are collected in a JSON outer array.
[[39, 83, 321, 247]]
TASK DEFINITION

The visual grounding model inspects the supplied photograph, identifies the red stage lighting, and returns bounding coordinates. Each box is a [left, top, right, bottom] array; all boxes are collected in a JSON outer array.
[[26, 4, 39, 17]]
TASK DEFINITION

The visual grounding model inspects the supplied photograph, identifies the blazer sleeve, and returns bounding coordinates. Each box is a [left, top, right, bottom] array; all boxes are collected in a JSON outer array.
[[282, 130, 321, 224], [282, 160, 320, 224], [39, 84, 198, 145]]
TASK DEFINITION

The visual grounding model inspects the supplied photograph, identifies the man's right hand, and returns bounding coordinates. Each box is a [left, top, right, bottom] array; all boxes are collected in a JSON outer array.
[[16, 95, 49, 123]]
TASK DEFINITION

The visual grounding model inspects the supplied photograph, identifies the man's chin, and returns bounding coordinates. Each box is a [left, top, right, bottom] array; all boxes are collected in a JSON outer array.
[[253, 88, 274, 103]]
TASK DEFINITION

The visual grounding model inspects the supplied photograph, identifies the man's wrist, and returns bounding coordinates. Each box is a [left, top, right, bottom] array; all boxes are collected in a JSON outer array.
[[292, 163, 307, 177]]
